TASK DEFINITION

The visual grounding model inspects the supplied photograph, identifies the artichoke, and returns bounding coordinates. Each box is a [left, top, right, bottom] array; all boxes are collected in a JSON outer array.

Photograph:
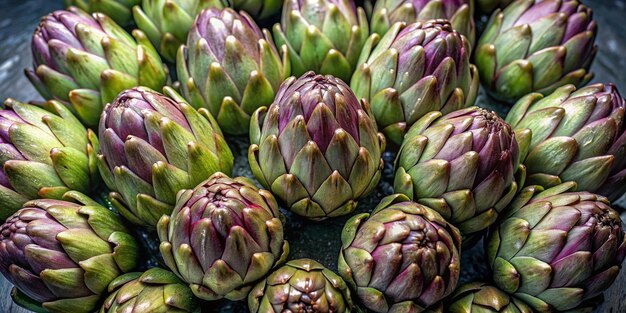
[[0, 98, 100, 220], [475, 0, 597, 103], [26, 7, 168, 129], [351, 20, 479, 145], [177, 7, 289, 135], [249, 72, 385, 220], [486, 182, 626, 312], [132, 0, 225, 62], [157, 172, 289, 301], [447, 282, 533, 313], [248, 259, 355, 313], [228, 0, 282, 20], [97, 86, 233, 228], [506, 83, 626, 202], [273, 0, 369, 82], [338, 194, 462, 313], [63, 0, 140, 26], [475, 0, 513, 13], [370, 0, 475, 45], [394, 107, 525, 242], [100, 267, 200, 313], [0, 192, 138, 313]]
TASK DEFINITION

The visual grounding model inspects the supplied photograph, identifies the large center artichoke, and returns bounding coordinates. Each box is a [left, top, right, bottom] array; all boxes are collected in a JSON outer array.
[[351, 20, 478, 145], [273, 0, 369, 82], [97, 86, 233, 228], [475, 0, 597, 103], [486, 182, 626, 312], [370, 0, 475, 45], [506, 83, 626, 202], [249, 72, 385, 220], [177, 7, 290, 135], [132, 0, 225, 62], [338, 194, 462, 313], [248, 259, 355, 313], [26, 7, 168, 128], [394, 107, 524, 243], [63, 0, 140, 26], [157, 172, 289, 301], [0, 192, 139, 313], [0, 99, 100, 220]]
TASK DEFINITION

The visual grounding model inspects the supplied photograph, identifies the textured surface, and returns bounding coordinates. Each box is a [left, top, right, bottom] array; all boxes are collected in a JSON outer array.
[[0, 0, 624, 312]]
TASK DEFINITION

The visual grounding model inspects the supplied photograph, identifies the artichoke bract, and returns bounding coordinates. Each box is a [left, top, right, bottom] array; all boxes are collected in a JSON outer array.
[[0, 192, 139, 313], [248, 259, 355, 313], [132, 0, 225, 62], [338, 194, 462, 313], [249, 72, 385, 220], [475, 0, 597, 103], [177, 8, 289, 135], [26, 7, 168, 128], [394, 107, 524, 242], [351, 20, 479, 145], [97, 86, 233, 228], [100, 267, 200, 313], [273, 0, 369, 82], [63, 0, 140, 26], [370, 0, 475, 46], [229, 0, 282, 20], [487, 182, 626, 312], [447, 282, 533, 313], [0, 99, 100, 220], [506, 83, 626, 202], [157, 172, 289, 301]]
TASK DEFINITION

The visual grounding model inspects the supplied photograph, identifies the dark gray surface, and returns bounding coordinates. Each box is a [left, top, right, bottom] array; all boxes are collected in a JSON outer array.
[[0, 0, 625, 312]]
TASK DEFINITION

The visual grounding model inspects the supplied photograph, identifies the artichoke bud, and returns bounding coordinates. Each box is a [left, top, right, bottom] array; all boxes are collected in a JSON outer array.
[[447, 282, 534, 312], [228, 0, 283, 20], [63, 0, 140, 26]]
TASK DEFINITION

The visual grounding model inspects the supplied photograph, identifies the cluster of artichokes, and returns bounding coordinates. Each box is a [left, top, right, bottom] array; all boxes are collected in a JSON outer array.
[[0, 0, 624, 312]]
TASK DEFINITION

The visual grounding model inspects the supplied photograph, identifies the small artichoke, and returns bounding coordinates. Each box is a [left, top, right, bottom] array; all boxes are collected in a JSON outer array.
[[132, 0, 225, 62], [338, 194, 462, 313], [486, 182, 626, 312], [157, 172, 289, 301], [248, 259, 355, 313], [0, 99, 100, 220], [447, 282, 534, 313], [228, 0, 282, 20], [506, 83, 626, 202], [273, 0, 369, 82], [26, 7, 168, 128], [475, 0, 513, 13], [100, 267, 200, 313], [370, 0, 475, 45], [394, 107, 524, 242], [0, 192, 139, 313], [475, 0, 597, 103], [63, 0, 140, 26], [97, 87, 233, 228], [351, 20, 479, 145], [249, 72, 385, 220], [177, 7, 290, 135]]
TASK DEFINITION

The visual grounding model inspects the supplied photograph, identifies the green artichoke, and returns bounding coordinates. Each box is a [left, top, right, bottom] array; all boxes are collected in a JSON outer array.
[[338, 194, 462, 313], [0, 192, 139, 313], [447, 282, 534, 313], [475, 0, 513, 13], [228, 0, 282, 20], [273, 0, 369, 82], [475, 0, 597, 103], [486, 182, 626, 312], [158, 172, 289, 301], [177, 7, 290, 135], [370, 0, 475, 46], [63, 0, 140, 26], [100, 267, 200, 313], [0, 99, 100, 220], [26, 7, 168, 129], [394, 107, 525, 242], [506, 83, 626, 202], [97, 86, 233, 228], [248, 259, 355, 313], [249, 72, 385, 220], [132, 0, 225, 62], [351, 20, 479, 145]]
